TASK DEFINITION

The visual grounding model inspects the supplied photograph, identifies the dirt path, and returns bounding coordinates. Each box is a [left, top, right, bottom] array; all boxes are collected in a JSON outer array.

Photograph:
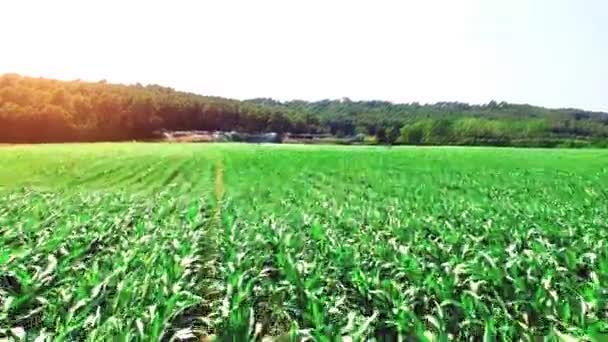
[[214, 158, 224, 227]]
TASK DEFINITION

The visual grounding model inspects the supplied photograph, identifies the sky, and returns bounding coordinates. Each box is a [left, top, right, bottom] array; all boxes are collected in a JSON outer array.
[[1, 0, 607, 111]]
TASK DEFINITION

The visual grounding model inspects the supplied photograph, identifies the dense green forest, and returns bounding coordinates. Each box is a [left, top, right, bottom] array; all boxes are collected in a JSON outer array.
[[2, 74, 608, 146]]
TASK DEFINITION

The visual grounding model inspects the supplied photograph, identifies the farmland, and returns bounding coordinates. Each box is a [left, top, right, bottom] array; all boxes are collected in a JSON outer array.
[[1, 143, 607, 340]]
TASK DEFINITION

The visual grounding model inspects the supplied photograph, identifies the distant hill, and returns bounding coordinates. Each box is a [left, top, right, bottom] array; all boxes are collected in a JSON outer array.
[[1, 74, 608, 146]]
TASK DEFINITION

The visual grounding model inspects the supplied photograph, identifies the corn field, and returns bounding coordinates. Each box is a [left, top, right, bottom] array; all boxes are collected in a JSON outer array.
[[1, 143, 607, 341]]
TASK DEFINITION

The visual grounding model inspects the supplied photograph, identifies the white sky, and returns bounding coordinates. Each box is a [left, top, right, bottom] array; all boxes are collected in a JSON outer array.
[[1, 0, 607, 111]]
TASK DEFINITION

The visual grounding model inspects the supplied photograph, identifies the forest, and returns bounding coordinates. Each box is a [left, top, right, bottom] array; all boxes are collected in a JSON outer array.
[[2, 74, 608, 146]]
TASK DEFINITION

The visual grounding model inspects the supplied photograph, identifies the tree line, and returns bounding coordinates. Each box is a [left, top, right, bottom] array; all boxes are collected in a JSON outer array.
[[1, 74, 608, 146], [247, 98, 608, 147], [0, 74, 308, 142]]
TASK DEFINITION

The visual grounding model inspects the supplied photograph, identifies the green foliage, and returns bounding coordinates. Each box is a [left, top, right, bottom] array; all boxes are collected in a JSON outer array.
[[400, 122, 425, 144], [376, 126, 400, 145], [249, 99, 608, 147], [2, 74, 608, 146], [1, 143, 607, 340]]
